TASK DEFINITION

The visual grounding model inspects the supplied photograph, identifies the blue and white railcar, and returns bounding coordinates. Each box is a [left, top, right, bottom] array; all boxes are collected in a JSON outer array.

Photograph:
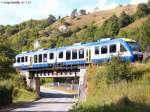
[[90, 38, 137, 63], [13, 51, 34, 69], [13, 38, 143, 70], [56, 43, 88, 65], [31, 48, 56, 68]]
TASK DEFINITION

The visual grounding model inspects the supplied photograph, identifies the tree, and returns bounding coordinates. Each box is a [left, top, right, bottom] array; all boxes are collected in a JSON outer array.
[[58, 16, 61, 20], [79, 9, 86, 16], [0, 38, 15, 79], [0, 25, 5, 35], [106, 56, 131, 83], [118, 11, 132, 28], [71, 9, 78, 19], [148, 0, 150, 5], [47, 14, 56, 24], [5, 26, 19, 37], [134, 3, 150, 19], [138, 16, 150, 50], [95, 15, 120, 38]]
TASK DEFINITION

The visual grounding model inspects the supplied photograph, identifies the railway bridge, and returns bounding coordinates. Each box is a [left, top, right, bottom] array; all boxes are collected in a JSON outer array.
[[20, 66, 88, 101]]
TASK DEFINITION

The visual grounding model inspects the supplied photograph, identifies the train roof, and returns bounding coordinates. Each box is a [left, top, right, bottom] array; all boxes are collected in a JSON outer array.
[[16, 38, 136, 57]]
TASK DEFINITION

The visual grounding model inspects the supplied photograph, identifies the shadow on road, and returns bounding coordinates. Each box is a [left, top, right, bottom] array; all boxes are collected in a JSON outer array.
[[40, 91, 77, 98], [1, 88, 76, 112]]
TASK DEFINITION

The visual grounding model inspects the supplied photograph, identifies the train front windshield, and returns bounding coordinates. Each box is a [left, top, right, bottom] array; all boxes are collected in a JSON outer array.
[[127, 42, 141, 52], [127, 41, 143, 61]]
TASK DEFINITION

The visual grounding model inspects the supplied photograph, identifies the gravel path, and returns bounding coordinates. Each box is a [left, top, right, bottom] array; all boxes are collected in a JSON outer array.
[[11, 87, 75, 112]]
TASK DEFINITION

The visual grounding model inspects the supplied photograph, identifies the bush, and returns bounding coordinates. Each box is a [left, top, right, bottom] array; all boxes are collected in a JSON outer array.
[[12, 75, 27, 89], [106, 56, 132, 83], [134, 3, 150, 19], [40, 77, 54, 85], [72, 27, 81, 33], [0, 81, 13, 106], [118, 11, 133, 28]]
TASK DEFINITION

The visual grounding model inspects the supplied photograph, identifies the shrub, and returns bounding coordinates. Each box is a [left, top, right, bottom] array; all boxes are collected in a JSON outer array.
[[72, 27, 81, 33], [12, 75, 27, 89], [106, 56, 132, 83], [0, 81, 13, 106], [118, 11, 133, 28], [40, 77, 54, 85], [134, 3, 150, 19]]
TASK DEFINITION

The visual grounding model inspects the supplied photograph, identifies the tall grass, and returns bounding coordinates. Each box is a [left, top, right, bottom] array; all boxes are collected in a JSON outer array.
[[71, 62, 150, 112]]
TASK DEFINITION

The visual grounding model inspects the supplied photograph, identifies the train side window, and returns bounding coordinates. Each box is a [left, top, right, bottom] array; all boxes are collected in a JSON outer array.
[[79, 48, 84, 59], [43, 54, 47, 62], [17, 57, 20, 63], [72, 49, 77, 60], [101, 45, 108, 54], [95, 46, 99, 55], [66, 50, 71, 60], [59, 51, 63, 59], [120, 44, 127, 52], [39, 54, 42, 63], [25, 56, 28, 62], [49, 53, 54, 60], [34, 55, 37, 63], [21, 57, 24, 63], [109, 44, 116, 53]]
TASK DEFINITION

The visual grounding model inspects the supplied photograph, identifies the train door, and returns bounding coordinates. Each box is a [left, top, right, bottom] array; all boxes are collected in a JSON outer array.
[[86, 48, 91, 63], [30, 56, 34, 66]]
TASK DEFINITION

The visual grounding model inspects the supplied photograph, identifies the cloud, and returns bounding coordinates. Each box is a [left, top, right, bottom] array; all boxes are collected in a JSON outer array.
[[96, 0, 118, 10], [1, 0, 147, 25], [0, 0, 72, 25], [130, 0, 148, 4], [80, 0, 118, 12]]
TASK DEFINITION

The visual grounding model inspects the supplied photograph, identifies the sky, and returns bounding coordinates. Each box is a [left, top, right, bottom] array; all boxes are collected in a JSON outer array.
[[0, 0, 148, 25]]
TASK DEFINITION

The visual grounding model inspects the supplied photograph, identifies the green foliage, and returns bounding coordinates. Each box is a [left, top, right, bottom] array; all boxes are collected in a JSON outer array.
[[13, 88, 38, 103], [149, 0, 150, 4], [71, 9, 78, 19], [48, 15, 56, 23], [10, 29, 37, 51], [72, 27, 81, 33], [40, 78, 54, 85], [95, 15, 120, 39], [84, 25, 97, 41], [0, 81, 13, 106], [4, 25, 19, 37], [0, 25, 5, 35], [106, 57, 132, 83], [72, 62, 150, 112], [118, 11, 133, 28], [118, 15, 150, 51], [134, 3, 150, 19], [12, 75, 27, 89], [79, 9, 86, 16], [0, 38, 15, 79], [138, 16, 150, 50]]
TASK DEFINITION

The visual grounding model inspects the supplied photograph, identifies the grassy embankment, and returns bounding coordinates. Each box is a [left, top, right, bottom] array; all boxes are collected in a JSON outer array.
[[72, 62, 150, 112], [0, 75, 38, 110]]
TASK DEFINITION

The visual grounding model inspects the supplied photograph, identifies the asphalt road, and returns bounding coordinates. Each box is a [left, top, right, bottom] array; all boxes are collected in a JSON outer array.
[[11, 87, 75, 112]]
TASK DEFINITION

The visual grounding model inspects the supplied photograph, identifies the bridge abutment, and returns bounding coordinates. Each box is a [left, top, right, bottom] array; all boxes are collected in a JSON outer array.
[[20, 67, 88, 101], [21, 71, 40, 96], [78, 68, 87, 102], [26, 76, 40, 97]]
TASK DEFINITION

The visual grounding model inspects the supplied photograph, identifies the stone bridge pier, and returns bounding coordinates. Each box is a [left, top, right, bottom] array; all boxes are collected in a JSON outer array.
[[26, 77, 40, 96]]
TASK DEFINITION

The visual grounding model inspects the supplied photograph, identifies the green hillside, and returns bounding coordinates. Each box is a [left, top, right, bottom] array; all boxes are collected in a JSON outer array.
[[0, 3, 150, 52]]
